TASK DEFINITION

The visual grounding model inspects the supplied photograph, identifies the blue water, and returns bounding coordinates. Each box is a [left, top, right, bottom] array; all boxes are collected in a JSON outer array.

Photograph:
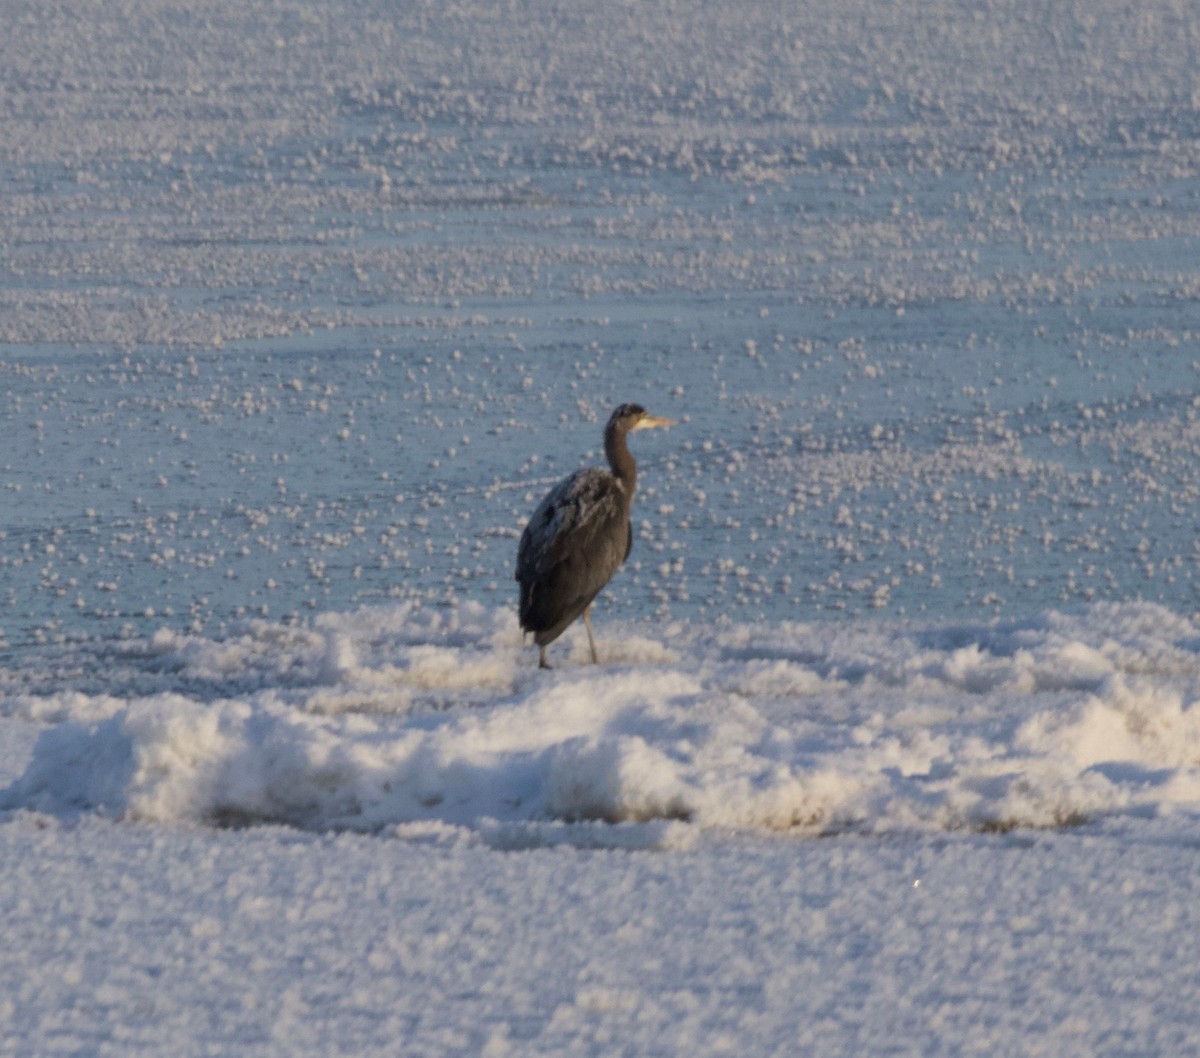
[[3, 0, 1200, 654]]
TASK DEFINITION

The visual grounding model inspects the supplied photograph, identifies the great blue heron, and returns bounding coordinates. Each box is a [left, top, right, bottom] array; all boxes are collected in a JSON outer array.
[[515, 402, 676, 668]]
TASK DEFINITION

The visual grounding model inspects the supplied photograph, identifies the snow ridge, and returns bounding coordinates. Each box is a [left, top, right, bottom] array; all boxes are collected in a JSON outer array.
[[7, 601, 1200, 846]]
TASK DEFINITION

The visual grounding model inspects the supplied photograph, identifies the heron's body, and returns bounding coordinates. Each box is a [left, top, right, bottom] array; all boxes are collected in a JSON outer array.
[[515, 403, 674, 668]]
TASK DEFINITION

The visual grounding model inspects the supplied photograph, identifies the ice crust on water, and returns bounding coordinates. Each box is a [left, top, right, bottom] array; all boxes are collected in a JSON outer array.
[[7, 600, 1200, 843], [7, 0, 1200, 652]]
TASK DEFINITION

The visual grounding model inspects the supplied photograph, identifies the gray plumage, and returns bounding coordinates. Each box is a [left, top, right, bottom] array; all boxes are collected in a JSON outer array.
[[515, 403, 675, 668]]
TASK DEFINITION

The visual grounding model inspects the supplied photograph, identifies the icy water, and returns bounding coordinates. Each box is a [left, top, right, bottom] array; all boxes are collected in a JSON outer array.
[[4, 0, 1200, 664]]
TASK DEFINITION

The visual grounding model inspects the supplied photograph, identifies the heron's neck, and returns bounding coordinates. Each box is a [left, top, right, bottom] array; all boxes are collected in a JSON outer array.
[[605, 427, 638, 491]]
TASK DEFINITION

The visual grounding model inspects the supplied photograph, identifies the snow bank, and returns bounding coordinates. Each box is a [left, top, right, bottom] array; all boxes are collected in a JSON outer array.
[[7, 601, 1200, 844]]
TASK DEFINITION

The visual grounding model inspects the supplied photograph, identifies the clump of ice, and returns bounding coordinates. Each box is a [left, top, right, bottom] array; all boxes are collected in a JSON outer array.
[[6, 600, 1200, 845]]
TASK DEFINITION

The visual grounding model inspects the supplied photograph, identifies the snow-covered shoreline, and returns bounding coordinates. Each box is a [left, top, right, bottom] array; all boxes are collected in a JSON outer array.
[[6, 599, 1200, 841]]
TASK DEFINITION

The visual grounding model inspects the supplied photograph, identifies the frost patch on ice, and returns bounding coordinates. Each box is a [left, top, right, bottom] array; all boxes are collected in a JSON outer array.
[[1018, 677, 1200, 772], [591, 635, 681, 666], [547, 735, 691, 824], [909, 639, 1114, 696], [0, 690, 129, 725], [727, 660, 843, 698], [6, 602, 1200, 843], [136, 602, 520, 711]]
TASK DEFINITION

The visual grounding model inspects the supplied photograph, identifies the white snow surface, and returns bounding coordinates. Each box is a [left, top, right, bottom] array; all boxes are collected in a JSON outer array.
[[6, 602, 1200, 1054], [8, 601, 1200, 841], [6, 0, 1200, 1052]]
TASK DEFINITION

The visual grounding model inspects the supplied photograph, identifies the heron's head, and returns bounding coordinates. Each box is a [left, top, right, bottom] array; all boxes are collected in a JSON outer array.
[[608, 402, 677, 433]]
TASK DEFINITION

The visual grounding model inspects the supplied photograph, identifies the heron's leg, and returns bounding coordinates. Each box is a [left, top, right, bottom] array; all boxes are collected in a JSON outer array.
[[583, 606, 598, 664], [538, 644, 551, 669]]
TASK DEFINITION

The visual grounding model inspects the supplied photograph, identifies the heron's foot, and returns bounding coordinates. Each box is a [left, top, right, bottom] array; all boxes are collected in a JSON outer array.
[[538, 646, 551, 669]]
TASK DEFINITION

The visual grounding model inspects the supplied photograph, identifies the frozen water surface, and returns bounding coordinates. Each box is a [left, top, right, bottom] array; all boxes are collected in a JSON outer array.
[[5, 0, 1200, 646], [4, 0, 1200, 1053]]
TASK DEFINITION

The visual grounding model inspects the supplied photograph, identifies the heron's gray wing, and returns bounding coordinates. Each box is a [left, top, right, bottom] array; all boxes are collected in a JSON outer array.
[[516, 468, 627, 580], [515, 468, 631, 635]]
